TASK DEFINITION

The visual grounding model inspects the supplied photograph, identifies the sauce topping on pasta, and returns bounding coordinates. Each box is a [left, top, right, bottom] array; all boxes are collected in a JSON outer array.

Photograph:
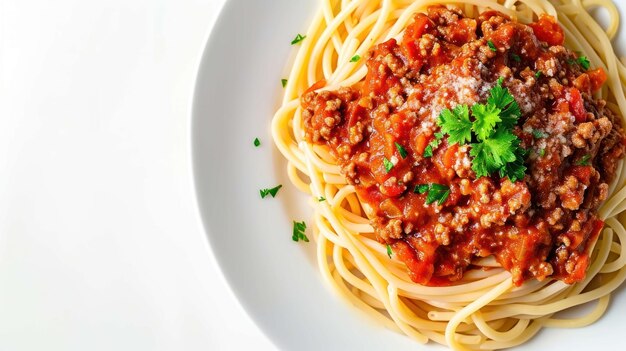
[[301, 6, 626, 286]]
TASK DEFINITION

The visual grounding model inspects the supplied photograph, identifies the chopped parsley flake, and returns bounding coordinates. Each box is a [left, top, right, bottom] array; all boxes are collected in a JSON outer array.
[[395, 142, 408, 159], [538, 148, 546, 157], [281, 79, 288, 88], [350, 54, 361, 62], [260, 184, 282, 198], [414, 184, 429, 194], [487, 40, 497, 52], [423, 144, 433, 158], [292, 221, 309, 242], [414, 183, 450, 206], [510, 53, 521, 62], [577, 56, 590, 70], [576, 154, 591, 166], [253, 137, 261, 147], [386, 244, 393, 258], [532, 129, 548, 139], [535, 70, 542, 79], [383, 157, 394, 173], [291, 33, 306, 45], [318, 196, 326, 202], [567, 56, 590, 70], [437, 78, 526, 182]]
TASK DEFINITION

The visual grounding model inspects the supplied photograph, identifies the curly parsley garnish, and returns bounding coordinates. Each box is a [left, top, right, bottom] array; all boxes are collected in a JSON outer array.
[[291, 33, 306, 45], [437, 78, 526, 182], [413, 183, 450, 206], [260, 184, 282, 198], [292, 221, 309, 242]]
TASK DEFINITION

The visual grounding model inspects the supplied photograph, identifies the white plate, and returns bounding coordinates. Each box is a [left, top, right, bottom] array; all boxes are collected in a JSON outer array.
[[192, 1, 626, 349]]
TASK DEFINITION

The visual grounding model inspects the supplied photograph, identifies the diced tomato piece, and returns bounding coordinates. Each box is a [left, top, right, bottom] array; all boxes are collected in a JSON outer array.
[[571, 165, 592, 183], [304, 79, 326, 94], [446, 18, 477, 46], [529, 15, 564, 46], [393, 239, 436, 285], [568, 88, 587, 122], [588, 68, 607, 92], [442, 144, 458, 169], [402, 14, 434, 47], [381, 182, 406, 198], [414, 134, 429, 156]]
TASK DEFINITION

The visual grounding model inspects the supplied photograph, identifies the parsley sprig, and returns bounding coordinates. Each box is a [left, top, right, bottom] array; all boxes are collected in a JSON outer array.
[[436, 78, 526, 182]]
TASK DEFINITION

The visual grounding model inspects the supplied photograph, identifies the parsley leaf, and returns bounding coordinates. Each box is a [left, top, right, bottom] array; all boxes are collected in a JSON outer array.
[[383, 157, 394, 173], [576, 154, 591, 166], [510, 53, 521, 62], [253, 138, 261, 147], [437, 104, 472, 145], [426, 184, 450, 205], [350, 54, 361, 62], [292, 221, 309, 242], [499, 147, 527, 182], [281, 79, 288, 88], [538, 148, 546, 157], [260, 184, 282, 198], [577, 56, 590, 70], [470, 127, 519, 178], [535, 71, 542, 79], [472, 103, 501, 140], [395, 142, 408, 158], [386, 244, 393, 258], [487, 78, 520, 129], [487, 40, 497, 52], [291, 34, 306, 45], [414, 183, 450, 206], [318, 196, 326, 202]]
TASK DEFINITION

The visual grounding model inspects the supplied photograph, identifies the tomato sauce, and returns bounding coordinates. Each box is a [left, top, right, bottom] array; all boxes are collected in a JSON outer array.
[[301, 6, 626, 286]]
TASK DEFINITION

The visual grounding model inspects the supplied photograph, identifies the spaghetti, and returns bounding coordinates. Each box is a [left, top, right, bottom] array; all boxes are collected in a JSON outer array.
[[272, 0, 626, 349]]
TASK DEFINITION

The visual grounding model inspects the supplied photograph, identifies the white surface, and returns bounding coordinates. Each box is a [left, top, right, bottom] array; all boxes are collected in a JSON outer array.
[[0, 0, 274, 350]]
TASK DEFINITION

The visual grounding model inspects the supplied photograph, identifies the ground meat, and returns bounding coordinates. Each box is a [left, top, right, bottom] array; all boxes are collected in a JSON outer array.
[[302, 6, 626, 286]]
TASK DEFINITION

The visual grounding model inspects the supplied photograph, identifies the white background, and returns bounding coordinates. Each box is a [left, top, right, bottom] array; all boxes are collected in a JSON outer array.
[[0, 0, 275, 350]]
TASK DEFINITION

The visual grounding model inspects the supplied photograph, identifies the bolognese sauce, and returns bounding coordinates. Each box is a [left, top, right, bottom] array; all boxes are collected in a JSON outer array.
[[301, 6, 626, 286]]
